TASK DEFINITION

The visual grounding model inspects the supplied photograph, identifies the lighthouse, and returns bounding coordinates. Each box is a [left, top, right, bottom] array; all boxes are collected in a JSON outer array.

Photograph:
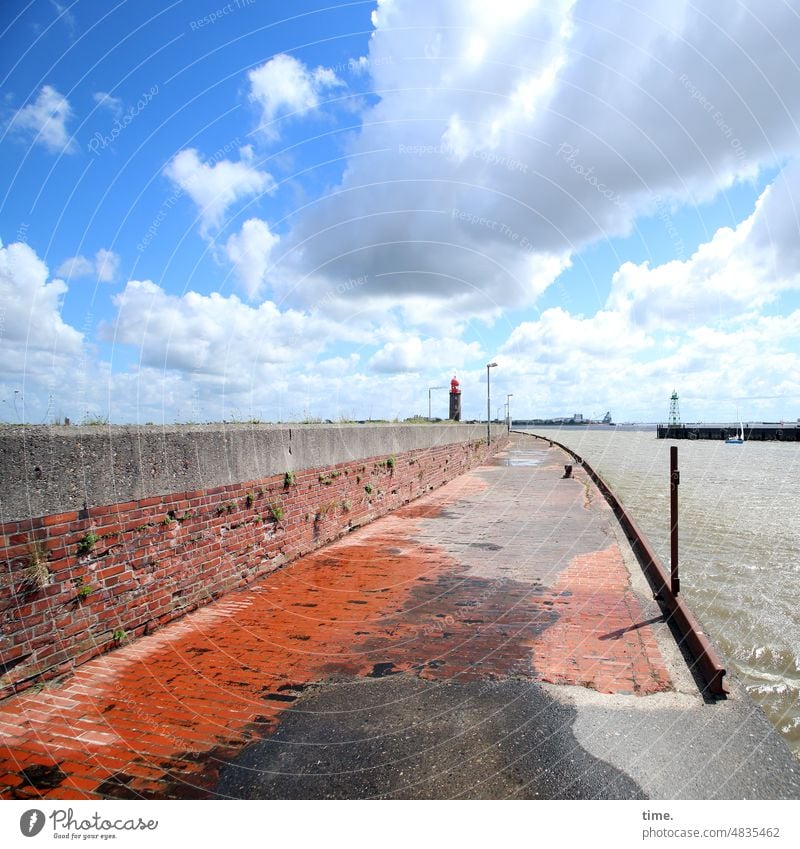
[[449, 375, 461, 421]]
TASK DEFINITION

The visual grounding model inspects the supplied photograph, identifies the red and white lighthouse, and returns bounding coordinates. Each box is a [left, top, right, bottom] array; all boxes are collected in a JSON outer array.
[[449, 375, 461, 421]]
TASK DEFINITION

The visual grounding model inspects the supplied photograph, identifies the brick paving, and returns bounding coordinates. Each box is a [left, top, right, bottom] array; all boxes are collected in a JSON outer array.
[[0, 438, 672, 799]]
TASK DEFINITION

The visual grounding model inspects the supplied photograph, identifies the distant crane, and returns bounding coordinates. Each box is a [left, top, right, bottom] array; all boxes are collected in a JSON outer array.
[[668, 390, 681, 426]]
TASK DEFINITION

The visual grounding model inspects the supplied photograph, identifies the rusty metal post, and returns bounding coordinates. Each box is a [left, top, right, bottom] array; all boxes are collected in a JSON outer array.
[[670, 445, 680, 594]]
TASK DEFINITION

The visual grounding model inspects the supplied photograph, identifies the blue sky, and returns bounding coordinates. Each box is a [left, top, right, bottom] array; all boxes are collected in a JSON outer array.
[[2, 0, 800, 424]]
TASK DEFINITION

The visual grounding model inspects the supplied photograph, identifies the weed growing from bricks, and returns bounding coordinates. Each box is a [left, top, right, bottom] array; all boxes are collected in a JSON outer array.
[[75, 578, 94, 600], [23, 540, 51, 590], [76, 532, 99, 556]]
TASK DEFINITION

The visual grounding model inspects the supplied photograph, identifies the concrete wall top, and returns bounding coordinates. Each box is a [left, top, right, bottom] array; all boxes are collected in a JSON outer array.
[[0, 423, 506, 523]]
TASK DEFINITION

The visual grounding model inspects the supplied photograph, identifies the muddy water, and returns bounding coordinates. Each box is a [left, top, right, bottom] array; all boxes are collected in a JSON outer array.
[[520, 427, 800, 758]]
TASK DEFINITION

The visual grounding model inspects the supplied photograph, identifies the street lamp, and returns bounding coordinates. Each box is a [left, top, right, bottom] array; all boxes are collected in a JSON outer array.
[[506, 393, 513, 432], [428, 386, 446, 422], [486, 362, 497, 444]]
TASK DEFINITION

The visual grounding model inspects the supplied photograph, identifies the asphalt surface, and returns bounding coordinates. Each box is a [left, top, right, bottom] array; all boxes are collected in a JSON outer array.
[[215, 676, 645, 800]]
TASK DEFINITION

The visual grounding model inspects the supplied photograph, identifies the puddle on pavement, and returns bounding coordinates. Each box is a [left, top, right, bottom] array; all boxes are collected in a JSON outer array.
[[494, 451, 546, 467]]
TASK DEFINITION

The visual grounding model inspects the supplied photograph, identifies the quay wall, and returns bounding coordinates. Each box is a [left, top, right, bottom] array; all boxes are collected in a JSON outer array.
[[0, 424, 508, 696]]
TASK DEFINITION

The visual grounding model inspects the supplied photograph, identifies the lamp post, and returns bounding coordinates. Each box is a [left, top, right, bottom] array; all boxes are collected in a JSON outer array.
[[506, 393, 513, 432], [486, 362, 497, 444], [428, 386, 446, 422]]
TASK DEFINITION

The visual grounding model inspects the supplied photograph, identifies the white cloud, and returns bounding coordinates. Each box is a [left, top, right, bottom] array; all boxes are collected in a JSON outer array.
[[8, 4, 800, 425], [494, 309, 800, 423], [316, 353, 360, 377], [248, 53, 343, 138], [50, 0, 77, 39], [55, 255, 94, 279], [503, 307, 650, 362], [748, 159, 800, 277], [639, 317, 800, 422], [269, 0, 800, 318], [93, 91, 123, 116], [56, 248, 120, 282], [95, 248, 120, 282], [103, 279, 346, 376], [0, 239, 83, 354], [8, 85, 75, 153], [370, 336, 484, 374], [607, 164, 800, 331], [495, 162, 800, 421], [0, 239, 88, 422], [225, 218, 279, 299], [163, 148, 276, 234]]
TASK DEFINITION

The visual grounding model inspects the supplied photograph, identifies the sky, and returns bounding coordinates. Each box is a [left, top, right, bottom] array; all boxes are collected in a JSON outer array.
[[2, 0, 800, 425]]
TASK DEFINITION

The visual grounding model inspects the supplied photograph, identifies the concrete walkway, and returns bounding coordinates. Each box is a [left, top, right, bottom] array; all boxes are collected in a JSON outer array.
[[1, 437, 798, 799]]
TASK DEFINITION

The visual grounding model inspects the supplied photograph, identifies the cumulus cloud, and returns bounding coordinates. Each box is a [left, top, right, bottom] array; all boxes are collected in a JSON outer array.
[[370, 336, 484, 373], [0, 239, 89, 422], [503, 307, 650, 362], [8, 85, 75, 153], [248, 53, 344, 138], [225, 218, 279, 299], [55, 255, 94, 279], [316, 353, 360, 377], [163, 148, 276, 234], [0, 239, 83, 355], [268, 0, 800, 317], [95, 248, 120, 282], [103, 279, 349, 377], [56, 248, 120, 282], [496, 159, 800, 420], [607, 164, 800, 330], [8, 2, 800, 425], [747, 159, 800, 278], [494, 310, 800, 423]]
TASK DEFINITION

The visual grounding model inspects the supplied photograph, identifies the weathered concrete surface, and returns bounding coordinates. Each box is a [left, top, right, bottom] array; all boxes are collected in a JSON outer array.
[[215, 678, 645, 800], [0, 423, 505, 522], [0, 437, 797, 799]]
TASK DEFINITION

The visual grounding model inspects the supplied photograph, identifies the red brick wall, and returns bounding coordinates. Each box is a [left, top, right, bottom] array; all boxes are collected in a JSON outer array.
[[0, 437, 504, 697]]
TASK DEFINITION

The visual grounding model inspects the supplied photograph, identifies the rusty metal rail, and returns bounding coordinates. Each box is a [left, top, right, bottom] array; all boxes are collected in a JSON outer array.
[[520, 432, 728, 696]]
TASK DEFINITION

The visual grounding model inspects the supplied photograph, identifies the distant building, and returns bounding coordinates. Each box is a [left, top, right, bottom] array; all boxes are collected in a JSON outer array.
[[513, 411, 614, 426]]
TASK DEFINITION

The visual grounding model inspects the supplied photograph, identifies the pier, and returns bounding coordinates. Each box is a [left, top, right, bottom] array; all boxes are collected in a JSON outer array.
[[657, 422, 800, 441], [1, 434, 798, 799]]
